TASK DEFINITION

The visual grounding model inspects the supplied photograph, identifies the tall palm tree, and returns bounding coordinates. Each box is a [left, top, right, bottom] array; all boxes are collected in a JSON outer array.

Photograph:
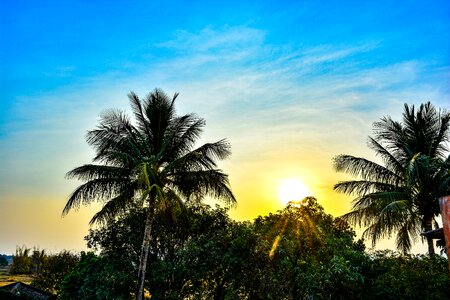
[[63, 89, 236, 299], [333, 102, 450, 254]]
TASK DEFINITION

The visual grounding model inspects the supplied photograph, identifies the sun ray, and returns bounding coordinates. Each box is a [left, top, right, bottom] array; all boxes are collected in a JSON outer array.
[[269, 217, 289, 259]]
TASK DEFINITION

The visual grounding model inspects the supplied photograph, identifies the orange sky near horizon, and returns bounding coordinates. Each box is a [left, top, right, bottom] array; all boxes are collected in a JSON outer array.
[[0, 127, 427, 255]]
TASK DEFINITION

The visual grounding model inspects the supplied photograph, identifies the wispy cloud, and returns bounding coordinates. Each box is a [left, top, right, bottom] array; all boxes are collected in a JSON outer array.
[[157, 26, 266, 53]]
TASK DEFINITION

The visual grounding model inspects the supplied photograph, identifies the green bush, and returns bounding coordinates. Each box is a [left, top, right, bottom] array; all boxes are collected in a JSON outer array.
[[365, 251, 450, 300], [59, 252, 134, 300], [31, 250, 79, 295]]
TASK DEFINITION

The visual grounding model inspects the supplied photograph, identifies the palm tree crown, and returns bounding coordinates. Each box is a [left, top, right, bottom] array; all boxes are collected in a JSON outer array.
[[63, 89, 236, 299], [333, 102, 450, 254]]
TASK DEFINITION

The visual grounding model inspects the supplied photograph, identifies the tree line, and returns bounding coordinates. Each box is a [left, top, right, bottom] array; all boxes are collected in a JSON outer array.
[[8, 198, 450, 299], [334, 102, 450, 255]]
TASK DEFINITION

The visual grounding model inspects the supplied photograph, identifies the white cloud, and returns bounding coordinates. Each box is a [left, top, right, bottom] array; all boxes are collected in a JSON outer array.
[[156, 26, 266, 53]]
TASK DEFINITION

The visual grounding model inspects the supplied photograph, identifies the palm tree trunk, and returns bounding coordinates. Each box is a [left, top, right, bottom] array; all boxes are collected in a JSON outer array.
[[136, 199, 156, 300], [424, 218, 435, 256]]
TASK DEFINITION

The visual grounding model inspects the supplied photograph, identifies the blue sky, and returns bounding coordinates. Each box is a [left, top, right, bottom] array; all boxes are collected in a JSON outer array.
[[0, 0, 449, 253]]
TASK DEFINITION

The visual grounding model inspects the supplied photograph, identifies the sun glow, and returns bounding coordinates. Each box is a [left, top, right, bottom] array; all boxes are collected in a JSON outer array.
[[278, 178, 311, 206]]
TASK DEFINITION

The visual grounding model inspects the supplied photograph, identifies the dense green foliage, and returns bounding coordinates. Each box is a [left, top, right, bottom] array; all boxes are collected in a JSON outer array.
[[56, 197, 450, 299], [334, 102, 450, 254], [59, 252, 133, 300], [83, 204, 244, 299], [245, 198, 367, 299], [31, 251, 79, 296], [10, 201, 447, 299], [363, 251, 450, 300]]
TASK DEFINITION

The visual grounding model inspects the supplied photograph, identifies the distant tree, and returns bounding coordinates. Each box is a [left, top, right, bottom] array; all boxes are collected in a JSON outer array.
[[31, 248, 46, 274], [334, 102, 450, 254], [63, 89, 235, 299], [10, 246, 32, 274], [31, 250, 79, 296], [0, 255, 8, 267]]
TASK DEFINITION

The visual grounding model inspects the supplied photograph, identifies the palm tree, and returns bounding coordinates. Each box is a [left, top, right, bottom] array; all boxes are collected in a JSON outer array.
[[333, 102, 450, 255], [63, 89, 236, 299]]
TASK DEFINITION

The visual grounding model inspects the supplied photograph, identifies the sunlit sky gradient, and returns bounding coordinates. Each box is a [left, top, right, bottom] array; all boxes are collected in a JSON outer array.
[[1, 0, 449, 254]]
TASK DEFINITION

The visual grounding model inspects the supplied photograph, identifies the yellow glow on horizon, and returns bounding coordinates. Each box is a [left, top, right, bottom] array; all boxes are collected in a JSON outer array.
[[277, 178, 311, 206]]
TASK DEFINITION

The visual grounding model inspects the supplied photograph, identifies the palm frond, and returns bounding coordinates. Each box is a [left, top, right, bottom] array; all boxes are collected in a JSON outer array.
[[165, 140, 232, 174], [86, 109, 129, 147], [334, 180, 397, 196], [341, 191, 409, 227], [170, 169, 236, 205], [62, 178, 133, 215], [144, 89, 177, 153], [367, 137, 404, 175], [89, 193, 133, 225], [395, 214, 421, 254], [66, 164, 127, 181], [373, 117, 408, 160], [85, 109, 146, 165], [158, 115, 205, 163], [333, 155, 400, 183]]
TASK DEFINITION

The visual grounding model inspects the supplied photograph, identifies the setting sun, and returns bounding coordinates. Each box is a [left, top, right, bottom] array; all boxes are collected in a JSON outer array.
[[278, 178, 311, 206]]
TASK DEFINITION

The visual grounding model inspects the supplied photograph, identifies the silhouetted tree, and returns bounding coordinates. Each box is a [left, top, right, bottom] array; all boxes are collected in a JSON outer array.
[[334, 102, 450, 254], [63, 89, 235, 299]]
